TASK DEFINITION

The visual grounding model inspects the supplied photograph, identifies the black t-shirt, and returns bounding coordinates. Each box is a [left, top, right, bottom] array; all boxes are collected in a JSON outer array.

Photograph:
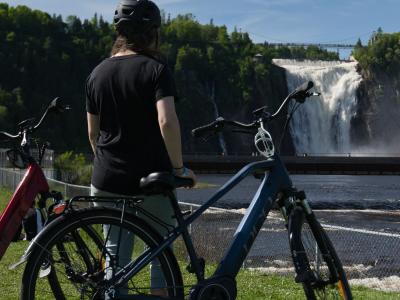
[[86, 54, 177, 195]]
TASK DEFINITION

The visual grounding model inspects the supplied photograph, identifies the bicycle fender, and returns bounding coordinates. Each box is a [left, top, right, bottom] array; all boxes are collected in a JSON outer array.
[[8, 232, 41, 270], [8, 211, 61, 270]]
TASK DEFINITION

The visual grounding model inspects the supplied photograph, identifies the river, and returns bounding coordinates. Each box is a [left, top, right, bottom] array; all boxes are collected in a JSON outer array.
[[177, 174, 400, 209], [178, 174, 400, 289]]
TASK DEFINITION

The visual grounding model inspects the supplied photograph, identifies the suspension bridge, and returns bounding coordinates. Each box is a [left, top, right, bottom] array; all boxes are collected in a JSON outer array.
[[266, 43, 355, 49]]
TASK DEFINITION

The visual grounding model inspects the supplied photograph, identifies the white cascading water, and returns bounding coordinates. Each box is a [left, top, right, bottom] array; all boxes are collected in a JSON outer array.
[[273, 59, 363, 155]]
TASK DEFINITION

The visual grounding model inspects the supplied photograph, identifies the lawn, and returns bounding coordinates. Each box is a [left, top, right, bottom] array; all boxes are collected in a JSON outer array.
[[0, 186, 399, 299]]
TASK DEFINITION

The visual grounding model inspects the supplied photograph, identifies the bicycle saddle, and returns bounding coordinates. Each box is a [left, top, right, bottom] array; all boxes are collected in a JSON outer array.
[[140, 172, 175, 195], [140, 172, 194, 195]]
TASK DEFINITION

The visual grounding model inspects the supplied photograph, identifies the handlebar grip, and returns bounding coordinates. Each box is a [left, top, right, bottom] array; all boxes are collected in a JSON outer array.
[[290, 81, 315, 103], [191, 118, 224, 138], [295, 81, 314, 94], [191, 124, 214, 138]]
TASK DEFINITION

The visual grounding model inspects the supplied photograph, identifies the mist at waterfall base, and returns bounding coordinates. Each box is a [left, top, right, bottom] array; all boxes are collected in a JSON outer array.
[[273, 59, 400, 156]]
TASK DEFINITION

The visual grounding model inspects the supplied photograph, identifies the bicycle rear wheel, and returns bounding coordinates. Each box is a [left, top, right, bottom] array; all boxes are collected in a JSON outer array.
[[44, 224, 105, 299], [288, 206, 352, 300], [21, 207, 183, 299]]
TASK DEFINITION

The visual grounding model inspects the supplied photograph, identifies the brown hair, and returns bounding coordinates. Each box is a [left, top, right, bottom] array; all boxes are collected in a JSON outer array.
[[111, 26, 161, 59]]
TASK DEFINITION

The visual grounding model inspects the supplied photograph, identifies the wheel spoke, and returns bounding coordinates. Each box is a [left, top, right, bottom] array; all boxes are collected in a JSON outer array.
[[288, 207, 352, 300], [21, 208, 183, 299]]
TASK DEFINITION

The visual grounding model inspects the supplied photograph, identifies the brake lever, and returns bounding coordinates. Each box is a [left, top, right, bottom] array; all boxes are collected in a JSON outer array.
[[62, 104, 72, 112], [55, 104, 72, 114], [294, 91, 321, 103], [307, 92, 321, 97]]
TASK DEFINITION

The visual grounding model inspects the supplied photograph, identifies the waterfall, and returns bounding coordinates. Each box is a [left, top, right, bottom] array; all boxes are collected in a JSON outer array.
[[273, 59, 362, 155]]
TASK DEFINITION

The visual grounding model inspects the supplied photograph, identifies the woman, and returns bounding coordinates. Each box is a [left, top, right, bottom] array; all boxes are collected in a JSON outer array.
[[86, 0, 196, 297]]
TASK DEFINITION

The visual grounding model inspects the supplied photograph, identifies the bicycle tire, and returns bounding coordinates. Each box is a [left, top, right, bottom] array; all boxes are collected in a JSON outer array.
[[21, 207, 184, 299], [288, 206, 352, 300], [46, 224, 105, 299]]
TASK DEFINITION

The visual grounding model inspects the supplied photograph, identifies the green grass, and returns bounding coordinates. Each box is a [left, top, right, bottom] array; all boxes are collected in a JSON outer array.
[[0, 186, 13, 212], [179, 263, 400, 300], [1, 242, 400, 299], [1, 185, 400, 299], [0, 240, 28, 299]]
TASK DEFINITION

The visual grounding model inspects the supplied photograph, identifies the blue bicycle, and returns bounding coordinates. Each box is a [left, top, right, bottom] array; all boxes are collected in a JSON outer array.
[[20, 81, 352, 299]]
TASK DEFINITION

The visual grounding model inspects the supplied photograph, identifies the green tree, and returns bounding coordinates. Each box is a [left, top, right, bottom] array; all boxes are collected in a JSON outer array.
[[0, 4, 340, 154]]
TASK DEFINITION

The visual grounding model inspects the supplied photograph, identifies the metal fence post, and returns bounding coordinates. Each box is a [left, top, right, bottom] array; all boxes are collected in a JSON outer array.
[[189, 205, 193, 235], [64, 183, 68, 199]]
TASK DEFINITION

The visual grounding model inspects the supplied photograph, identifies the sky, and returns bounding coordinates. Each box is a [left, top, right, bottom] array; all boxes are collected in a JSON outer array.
[[4, 0, 400, 46]]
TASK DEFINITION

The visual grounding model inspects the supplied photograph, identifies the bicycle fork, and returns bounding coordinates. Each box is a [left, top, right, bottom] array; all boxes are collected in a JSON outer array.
[[280, 191, 340, 286]]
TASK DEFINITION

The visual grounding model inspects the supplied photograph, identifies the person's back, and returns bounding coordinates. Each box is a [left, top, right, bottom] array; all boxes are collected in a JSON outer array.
[[86, 54, 175, 195], [86, 0, 195, 297]]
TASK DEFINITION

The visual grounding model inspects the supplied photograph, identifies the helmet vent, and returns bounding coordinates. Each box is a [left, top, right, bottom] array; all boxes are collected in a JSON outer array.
[[122, 8, 135, 16]]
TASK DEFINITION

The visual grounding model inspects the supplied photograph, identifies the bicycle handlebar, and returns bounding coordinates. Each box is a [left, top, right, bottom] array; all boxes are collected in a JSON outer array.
[[192, 117, 258, 138], [270, 81, 315, 118], [289, 81, 314, 101], [0, 131, 20, 140], [0, 97, 68, 142], [191, 81, 317, 138]]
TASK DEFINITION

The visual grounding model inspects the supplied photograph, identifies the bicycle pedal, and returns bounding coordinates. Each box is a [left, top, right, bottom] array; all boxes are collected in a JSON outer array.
[[182, 210, 191, 216]]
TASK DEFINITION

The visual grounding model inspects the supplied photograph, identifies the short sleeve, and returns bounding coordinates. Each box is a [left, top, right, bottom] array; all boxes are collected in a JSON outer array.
[[85, 76, 98, 115], [154, 65, 178, 102]]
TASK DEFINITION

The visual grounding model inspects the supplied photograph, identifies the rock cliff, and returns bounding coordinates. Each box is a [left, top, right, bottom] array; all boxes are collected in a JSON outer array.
[[352, 65, 400, 154], [186, 64, 295, 156]]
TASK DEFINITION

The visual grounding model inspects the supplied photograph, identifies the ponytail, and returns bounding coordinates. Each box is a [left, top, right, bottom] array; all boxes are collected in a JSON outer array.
[[111, 27, 161, 60]]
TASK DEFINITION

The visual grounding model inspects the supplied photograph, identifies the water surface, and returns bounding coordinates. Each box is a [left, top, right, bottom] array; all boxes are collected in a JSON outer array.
[[177, 174, 400, 209]]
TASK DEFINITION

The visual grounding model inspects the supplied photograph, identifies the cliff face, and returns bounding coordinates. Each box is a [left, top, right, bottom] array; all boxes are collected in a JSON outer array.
[[255, 64, 295, 155], [352, 65, 400, 153], [205, 61, 400, 156]]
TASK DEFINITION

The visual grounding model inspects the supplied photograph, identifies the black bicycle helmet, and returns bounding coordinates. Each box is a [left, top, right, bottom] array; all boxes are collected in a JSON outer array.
[[114, 0, 161, 33]]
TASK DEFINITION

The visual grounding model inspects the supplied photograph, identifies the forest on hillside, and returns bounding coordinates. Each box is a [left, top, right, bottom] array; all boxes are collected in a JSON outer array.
[[0, 3, 339, 153], [351, 29, 400, 152], [353, 28, 400, 75]]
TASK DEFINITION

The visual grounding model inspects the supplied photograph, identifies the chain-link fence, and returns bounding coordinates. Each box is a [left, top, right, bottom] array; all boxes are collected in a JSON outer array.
[[0, 167, 90, 198], [1, 167, 399, 294], [178, 202, 400, 294]]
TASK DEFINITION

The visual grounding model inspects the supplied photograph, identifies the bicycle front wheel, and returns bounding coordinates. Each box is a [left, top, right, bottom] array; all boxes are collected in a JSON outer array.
[[288, 206, 352, 300], [21, 207, 183, 299]]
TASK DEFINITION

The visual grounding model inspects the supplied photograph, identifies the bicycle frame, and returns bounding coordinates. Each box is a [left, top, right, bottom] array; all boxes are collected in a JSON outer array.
[[0, 162, 49, 260], [0, 99, 65, 262], [107, 154, 293, 290]]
